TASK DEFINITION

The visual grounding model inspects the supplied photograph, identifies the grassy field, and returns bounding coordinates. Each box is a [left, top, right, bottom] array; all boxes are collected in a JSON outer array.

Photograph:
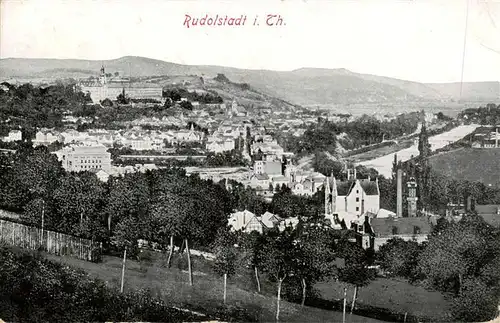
[[43, 251, 384, 323], [429, 148, 500, 187], [38, 248, 456, 322], [315, 278, 452, 322]]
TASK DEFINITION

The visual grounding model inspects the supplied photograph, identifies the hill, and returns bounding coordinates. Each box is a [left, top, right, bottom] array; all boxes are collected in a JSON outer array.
[[429, 148, 500, 187], [426, 82, 500, 102], [1, 56, 499, 105]]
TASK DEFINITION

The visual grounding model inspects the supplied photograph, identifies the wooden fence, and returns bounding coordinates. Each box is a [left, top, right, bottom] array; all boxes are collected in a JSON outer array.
[[0, 219, 100, 262]]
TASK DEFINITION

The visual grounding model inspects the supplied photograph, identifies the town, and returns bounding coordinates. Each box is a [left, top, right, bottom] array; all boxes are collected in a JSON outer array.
[[0, 63, 499, 322], [1, 0, 500, 318]]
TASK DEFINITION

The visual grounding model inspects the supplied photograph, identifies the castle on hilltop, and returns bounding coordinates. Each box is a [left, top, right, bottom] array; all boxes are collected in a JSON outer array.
[[78, 66, 163, 103]]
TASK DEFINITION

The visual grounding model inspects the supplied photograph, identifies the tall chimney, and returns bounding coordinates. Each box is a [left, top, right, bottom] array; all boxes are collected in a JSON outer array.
[[396, 168, 403, 218], [496, 126, 498, 148]]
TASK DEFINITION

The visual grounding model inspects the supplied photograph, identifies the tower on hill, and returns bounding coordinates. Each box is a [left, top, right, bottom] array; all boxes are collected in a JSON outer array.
[[99, 66, 107, 85]]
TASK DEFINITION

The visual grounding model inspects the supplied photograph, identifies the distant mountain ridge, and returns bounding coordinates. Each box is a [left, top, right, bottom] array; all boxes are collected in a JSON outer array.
[[1, 56, 499, 105]]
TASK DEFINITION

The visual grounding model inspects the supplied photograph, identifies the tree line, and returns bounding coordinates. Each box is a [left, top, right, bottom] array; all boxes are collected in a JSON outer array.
[[211, 219, 376, 321], [0, 145, 321, 252], [163, 88, 223, 104], [377, 215, 500, 322], [460, 103, 500, 125], [0, 82, 91, 134], [278, 112, 425, 157]]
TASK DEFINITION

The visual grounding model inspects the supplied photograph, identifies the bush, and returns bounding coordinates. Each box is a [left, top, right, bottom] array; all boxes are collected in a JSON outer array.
[[451, 278, 499, 322], [377, 238, 424, 282], [0, 246, 205, 322]]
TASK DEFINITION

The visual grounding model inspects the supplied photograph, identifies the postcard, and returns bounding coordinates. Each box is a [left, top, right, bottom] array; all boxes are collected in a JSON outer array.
[[0, 1, 499, 322]]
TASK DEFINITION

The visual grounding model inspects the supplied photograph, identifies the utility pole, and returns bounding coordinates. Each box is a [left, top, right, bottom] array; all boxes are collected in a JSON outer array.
[[459, 0, 470, 101], [41, 199, 45, 247]]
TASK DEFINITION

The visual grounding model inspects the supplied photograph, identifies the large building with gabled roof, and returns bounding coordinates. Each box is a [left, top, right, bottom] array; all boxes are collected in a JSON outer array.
[[324, 169, 380, 230]]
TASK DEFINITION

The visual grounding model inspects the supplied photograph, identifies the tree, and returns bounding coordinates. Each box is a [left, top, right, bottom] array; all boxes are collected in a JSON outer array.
[[105, 173, 150, 241], [3, 146, 63, 214], [430, 216, 450, 237], [150, 192, 194, 283], [256, 228, 296, 321], [377, 238, 423, 282], [180, 101, 193, 110], [230, 185, 268, 216], [451, 277, 499, 322], [116, 89, 130, 105], [418, 215, 498, 296], [100, 98, 113, 107], [111, 215, 142, 293], [292, 223, 337, 306], [312, 152, 344, 177], [52, 173, 107, 240], [149, 173, 231, 285], [212, 229, 237, 304], [378, 176, 397, 212], [336, 238, 375, 314], [236, 231, 264, 293], [417, 118, 431, 209], [149, 194, 186, 269]]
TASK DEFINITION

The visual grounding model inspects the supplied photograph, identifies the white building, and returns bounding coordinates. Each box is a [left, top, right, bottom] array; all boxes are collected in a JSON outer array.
[[228, 210, 284, 234], [228, 210, 256, 232], [53, 143, 111, 173], [33, 130, 63, 146], [324, 170, 381, 229], [120, 135, 163, 151], [206, 137, 235, 153], [260, 211, 283, 229], [60, 130, 90, 144], [2, 130, 22, 142]]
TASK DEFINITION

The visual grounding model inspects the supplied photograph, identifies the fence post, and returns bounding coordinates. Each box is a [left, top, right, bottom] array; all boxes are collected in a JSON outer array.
[[120, 247, 127, 293], [1, 218, 97, 263], [342, 287, 347, 323]]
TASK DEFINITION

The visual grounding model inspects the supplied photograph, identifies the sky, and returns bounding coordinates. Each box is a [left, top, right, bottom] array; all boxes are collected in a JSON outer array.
[[1, 0, 500, 83]]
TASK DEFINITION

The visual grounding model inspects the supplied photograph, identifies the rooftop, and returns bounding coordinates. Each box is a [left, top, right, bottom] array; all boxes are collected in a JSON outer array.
[[370, 216, 432, 236]]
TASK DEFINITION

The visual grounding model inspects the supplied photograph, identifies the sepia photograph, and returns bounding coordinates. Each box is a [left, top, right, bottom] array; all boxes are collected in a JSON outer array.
[[0, 0, 499, 322]]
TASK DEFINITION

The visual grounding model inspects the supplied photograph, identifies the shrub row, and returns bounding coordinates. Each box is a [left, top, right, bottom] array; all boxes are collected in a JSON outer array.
[[0, 245, 205, 322]]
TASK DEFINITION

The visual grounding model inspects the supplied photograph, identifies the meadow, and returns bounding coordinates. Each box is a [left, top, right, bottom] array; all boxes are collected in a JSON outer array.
[[42, 248, 452, 322], [429, 148, 500, 188]]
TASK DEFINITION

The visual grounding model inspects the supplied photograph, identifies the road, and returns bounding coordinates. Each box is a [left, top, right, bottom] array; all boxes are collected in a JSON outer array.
[[358, 124, 481, 178]]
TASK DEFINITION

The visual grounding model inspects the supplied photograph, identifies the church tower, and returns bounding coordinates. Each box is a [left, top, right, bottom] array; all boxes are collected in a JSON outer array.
[[407, 177, 418, 217]]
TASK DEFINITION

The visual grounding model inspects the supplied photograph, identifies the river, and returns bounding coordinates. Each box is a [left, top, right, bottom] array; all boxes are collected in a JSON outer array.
[[358, 124, 481, 178]]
